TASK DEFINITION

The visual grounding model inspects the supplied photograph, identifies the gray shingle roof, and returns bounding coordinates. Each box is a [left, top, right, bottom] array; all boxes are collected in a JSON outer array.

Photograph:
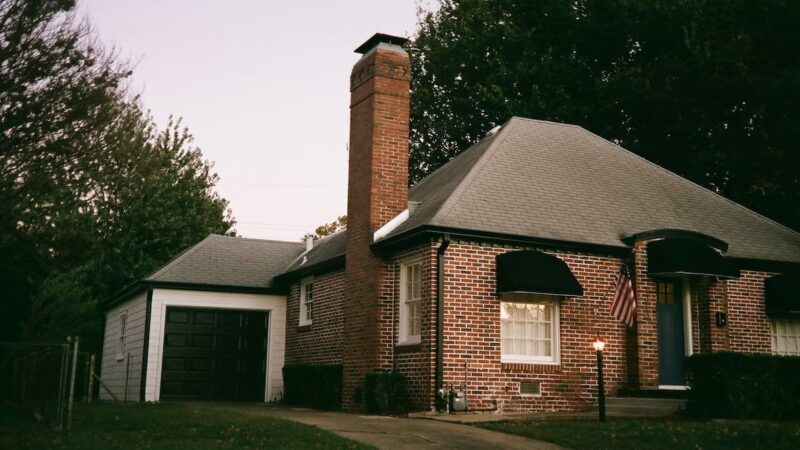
[[282, 229, 347, 274], [146, 234, 305, 289], [281, 116, 800, 274], [381, 117, 800, 263]]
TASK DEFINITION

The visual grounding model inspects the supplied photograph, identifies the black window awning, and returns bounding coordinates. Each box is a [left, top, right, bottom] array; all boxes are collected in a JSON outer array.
[[496, 250, 583, 296], [646, 238, 740, 279], [766, 273, 800, 317]]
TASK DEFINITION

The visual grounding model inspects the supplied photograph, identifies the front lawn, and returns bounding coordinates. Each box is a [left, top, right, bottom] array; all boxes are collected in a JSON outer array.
[[0, 402, 372, 449], [479, 418, 800, 450]]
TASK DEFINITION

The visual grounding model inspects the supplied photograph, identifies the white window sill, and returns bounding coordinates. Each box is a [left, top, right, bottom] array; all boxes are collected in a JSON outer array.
[[398, 337, 421, 346], [501, 357, 559, 365], [298, 321, 312, 327]]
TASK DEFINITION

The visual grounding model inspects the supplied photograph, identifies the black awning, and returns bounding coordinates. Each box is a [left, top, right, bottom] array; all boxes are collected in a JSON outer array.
[[646, 238, 740, 278], [496, 251, 583, 296], [766, 273, 800, 317]]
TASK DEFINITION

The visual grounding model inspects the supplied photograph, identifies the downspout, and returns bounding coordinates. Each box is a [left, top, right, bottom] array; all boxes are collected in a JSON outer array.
[[435, 234, 451, 412]]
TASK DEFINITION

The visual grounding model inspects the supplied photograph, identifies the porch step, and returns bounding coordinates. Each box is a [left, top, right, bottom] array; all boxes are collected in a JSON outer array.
[[617, 388, 688, 399], [589, 397, 686, 417]]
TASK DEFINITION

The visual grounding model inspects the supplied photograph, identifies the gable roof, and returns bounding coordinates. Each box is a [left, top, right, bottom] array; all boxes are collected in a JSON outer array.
[[146, 234, 305, 289]]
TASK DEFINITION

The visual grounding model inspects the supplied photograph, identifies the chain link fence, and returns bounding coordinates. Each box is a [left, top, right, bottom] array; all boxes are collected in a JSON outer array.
[[0, 337, 94, 430]]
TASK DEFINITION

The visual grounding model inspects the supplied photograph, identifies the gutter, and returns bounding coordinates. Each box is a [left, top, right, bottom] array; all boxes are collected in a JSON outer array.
[[435, 233, 451, 412], [105, 280, 288, 310], [372, 225, 631, 257]]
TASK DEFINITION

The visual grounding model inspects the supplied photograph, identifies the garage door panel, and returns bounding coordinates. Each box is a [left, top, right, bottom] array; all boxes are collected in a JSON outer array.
[[160, 307, 267, 401], [167, 310, 190, 323], [217, 335, 239, 350], [163, 357, 187, 371], [165, 333, 189, 347], [219, 311, 243, 326]]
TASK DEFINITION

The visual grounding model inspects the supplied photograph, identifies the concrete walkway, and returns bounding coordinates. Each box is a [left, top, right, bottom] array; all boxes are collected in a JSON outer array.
[[202, 404, 567, 450]]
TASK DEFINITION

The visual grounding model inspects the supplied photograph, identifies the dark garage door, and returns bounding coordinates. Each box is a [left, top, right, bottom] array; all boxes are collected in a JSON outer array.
[[160, 307, 267, 401]]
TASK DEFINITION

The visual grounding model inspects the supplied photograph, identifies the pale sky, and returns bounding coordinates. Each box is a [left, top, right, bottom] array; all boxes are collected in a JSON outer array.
[[78, 0, 435, 241]]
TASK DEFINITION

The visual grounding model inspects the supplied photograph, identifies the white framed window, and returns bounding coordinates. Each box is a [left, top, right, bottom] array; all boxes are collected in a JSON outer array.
[[500, 293, 560, 364], [399, 261, 423, 344], [299, 276, 314, 326], [116, 311, 127, 361], [771, 318, 800, 355]]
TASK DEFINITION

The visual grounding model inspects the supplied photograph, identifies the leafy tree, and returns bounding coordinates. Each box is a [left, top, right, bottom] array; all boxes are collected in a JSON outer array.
[[410, 0, 800, 230], [1, 0, 234, 350], [312, 215, 347, 239], [0, 0, 129, 341]]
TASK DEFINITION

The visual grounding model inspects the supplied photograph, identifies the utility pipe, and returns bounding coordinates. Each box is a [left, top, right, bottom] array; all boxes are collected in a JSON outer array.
[[435, 234, 451, 412]]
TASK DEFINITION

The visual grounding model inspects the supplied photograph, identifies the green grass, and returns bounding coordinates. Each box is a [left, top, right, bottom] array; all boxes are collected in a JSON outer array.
[[480, 418, 800, 450], [0, 402, 372, 449]]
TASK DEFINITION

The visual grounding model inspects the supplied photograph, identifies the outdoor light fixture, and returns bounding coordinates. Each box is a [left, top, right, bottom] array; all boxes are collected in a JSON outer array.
[[593, 336, 606, 423]]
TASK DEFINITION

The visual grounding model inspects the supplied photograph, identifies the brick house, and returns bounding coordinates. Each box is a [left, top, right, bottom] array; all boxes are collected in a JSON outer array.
[[101, 34, 800, 412]]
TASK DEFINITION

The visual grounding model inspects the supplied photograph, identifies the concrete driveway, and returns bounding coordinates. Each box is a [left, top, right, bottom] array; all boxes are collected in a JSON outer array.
[[201, 404, 567, 450]]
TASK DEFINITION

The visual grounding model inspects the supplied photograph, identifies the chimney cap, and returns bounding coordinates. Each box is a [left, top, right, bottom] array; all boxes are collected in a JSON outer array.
[[354, 33, 409, 54]]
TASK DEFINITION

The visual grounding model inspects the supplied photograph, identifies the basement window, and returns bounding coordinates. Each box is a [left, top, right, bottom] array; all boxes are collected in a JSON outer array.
[[299, 276, 314, 326], [520, 381, 541, 396]]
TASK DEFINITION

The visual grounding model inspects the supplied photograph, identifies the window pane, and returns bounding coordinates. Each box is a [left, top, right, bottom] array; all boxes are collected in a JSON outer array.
[[771, 318, 800, 356], [500, 297, 557, 362], [501, 304, 511, 320]]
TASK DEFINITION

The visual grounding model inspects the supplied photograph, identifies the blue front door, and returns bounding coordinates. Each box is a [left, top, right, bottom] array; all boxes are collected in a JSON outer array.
[[656, 281, 685, 386]]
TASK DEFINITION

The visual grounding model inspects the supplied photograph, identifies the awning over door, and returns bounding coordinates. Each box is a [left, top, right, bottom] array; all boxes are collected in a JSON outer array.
[[496, 250, 583, 296], [766, 273, 800, 317], [646, 238, 740, 278]]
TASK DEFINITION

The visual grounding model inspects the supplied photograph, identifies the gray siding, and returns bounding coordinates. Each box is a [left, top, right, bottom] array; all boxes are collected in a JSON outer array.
[[99, 290, 148, 401]]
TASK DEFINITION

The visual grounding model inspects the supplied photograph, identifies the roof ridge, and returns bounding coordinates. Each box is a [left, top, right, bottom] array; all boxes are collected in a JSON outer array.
[[208, 234, 303, 246], [431, 118, 518, 225], [283, 228, 347, 271], [574, 126, 800, 237], [144, 234, 216, 281], [510, 116, 585, 130]]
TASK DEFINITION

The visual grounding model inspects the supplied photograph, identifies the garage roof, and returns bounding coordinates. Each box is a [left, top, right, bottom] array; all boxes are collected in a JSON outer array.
[[146, 234, 304, 289]]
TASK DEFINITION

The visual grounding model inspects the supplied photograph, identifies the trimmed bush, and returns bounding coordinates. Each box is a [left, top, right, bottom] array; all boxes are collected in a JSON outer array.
[[364, 371, 409, 415], [685, 353, 800, 419], [282, 364, 342, 411]]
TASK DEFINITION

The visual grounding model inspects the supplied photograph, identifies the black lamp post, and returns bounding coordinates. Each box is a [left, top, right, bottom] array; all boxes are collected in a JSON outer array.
[[593, 337, 606, 423]]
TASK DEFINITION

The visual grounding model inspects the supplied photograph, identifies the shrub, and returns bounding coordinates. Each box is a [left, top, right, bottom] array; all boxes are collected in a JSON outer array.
[[685, 352, 800, 419], [364, 371, 409, 415], [282, 364, 342, 411]]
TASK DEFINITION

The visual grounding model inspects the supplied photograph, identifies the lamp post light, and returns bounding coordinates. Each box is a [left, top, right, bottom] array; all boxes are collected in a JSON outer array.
[[593, 337, 606, 423]]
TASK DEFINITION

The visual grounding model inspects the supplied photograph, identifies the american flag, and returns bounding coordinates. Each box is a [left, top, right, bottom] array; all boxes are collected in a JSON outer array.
[[610, 262, 636, 327]]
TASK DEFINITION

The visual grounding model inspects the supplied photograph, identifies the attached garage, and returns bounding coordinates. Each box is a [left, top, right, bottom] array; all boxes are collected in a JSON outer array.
[[160, 307, 268, 401], [99, 235, 306, 403]]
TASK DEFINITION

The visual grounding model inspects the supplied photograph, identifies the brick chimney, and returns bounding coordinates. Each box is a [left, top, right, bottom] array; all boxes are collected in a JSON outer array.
[[342, 33, 410, 409]]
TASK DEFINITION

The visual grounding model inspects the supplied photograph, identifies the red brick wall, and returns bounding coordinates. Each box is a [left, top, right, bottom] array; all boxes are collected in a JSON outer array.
[[434, 240, 629, 413], [343, 43, 411, 410], [282, 238, 776, 412], [631, 241, 659, 389], [385, 244, 437, 411], [728, 270, 773, 354], [285, 270, 345, 365], [695, 277, 730, 353]]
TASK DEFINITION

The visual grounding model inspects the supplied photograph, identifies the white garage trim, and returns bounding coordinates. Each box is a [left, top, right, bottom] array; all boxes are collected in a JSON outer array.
[[144, 288, 286, 402]]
